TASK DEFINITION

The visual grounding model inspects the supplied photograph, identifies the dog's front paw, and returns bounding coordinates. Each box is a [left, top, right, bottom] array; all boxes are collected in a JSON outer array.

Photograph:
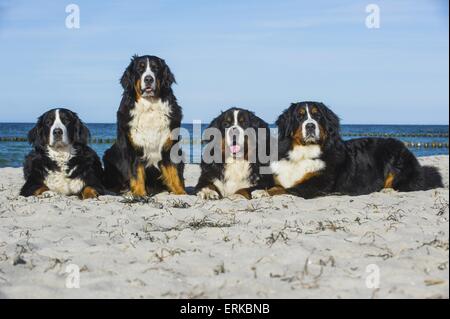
[[198, 188, 220, 200], [251, 190, 270, 199]]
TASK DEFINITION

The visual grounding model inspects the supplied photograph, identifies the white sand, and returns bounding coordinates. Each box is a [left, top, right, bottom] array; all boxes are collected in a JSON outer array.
[[0, 156, 448, 299]]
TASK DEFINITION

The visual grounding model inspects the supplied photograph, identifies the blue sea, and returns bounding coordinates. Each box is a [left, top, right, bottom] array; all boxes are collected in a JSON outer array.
[[0, 123, 448, 168]]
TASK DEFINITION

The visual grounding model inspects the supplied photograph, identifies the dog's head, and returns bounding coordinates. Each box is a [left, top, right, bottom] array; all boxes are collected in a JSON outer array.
[[208, 108, 268, 160], [120, 55, 176, 100], [28, 108, 90, 149], [276, 102, 340, 147]]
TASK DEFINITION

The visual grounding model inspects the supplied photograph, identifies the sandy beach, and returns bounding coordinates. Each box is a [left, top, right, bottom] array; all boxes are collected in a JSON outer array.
[[0, 155, 448, 299]]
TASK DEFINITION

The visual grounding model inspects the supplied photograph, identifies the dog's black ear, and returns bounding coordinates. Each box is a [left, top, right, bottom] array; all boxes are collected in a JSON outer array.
[[249, 111, 269, 131], [248, 111, 271, 155], [276, 105, 297, 138], [159, 59, 176, 94], [208, 111, 224, 130], [202, 111, 224, 145], [317, 102, 340, 141], [73, 114, 91, 145], [120, 55, 137, 93], [27, 116, 46, 148], [248, 111, 270, 141]]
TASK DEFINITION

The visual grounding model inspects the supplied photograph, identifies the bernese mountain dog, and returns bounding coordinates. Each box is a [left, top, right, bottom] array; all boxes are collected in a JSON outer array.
[[268, 101, 443, 198], [196, 108, 274, 200], [103, 55, 186, 197], [20, 108, 105, 199]]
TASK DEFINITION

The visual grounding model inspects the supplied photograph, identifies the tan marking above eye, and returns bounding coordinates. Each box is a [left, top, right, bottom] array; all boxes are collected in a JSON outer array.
[[311, 107, 318, 114], [299, 108, 306, 115]]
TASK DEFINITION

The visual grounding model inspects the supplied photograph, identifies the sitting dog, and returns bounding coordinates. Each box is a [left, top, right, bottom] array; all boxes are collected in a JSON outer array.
[[103, 55, 186, 197], [20, 108, 104, 199], [196, 108, 274, 200], [269, 101, 443, 198]]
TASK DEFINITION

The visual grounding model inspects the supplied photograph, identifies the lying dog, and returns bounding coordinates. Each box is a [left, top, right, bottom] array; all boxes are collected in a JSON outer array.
[[20, 108, 104, 199], [269, 102, 443, 198], [196, 108, 274, 200]]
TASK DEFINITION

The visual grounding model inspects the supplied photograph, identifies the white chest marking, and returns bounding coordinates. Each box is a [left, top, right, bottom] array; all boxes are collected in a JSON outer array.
[[270, 144, 325, 189], [129, 98, 171, 168], [213, 159, 253, 197], [44, 147, 85, 195]]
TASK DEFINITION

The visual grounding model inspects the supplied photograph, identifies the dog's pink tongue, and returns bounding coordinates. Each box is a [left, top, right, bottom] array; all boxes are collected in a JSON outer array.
[[230, 145, 241, 154]]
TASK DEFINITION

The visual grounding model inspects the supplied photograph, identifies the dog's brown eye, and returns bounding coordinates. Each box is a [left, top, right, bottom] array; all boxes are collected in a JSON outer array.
[[311, 108, 318, 114], [299, 109, 306, 116], [139, 62, 146, 69]]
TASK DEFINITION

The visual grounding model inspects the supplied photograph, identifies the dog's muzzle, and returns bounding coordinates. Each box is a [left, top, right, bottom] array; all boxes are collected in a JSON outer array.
[[53, 128, 63, 141], [227, 127, 244, 155], [303, 123, 320, 143], [141, 75, 155, 97], [50, 128, 68, 147]]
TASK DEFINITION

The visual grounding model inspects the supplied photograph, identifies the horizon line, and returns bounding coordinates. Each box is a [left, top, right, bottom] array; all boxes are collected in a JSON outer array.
[[0, 122, 449, 126]]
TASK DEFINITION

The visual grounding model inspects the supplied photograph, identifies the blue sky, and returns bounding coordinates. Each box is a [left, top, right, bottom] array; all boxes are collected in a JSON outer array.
[[0, 0, 448, 124]]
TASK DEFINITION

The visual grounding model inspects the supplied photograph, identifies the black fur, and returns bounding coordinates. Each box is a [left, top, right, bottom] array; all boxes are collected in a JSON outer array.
[[103, 55, 185, 195], [195, 108, 274, 198], [20, 108, 104, 197], [274, 102, 444, 198]]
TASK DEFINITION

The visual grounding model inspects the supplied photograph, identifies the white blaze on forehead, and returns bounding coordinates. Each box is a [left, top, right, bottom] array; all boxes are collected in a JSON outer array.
[[233, 110, 239, 126], [141, 58, 156, 91], [302, 104, 320, 139], [306, 105, 311, 118], [49, 109, 69, 146]]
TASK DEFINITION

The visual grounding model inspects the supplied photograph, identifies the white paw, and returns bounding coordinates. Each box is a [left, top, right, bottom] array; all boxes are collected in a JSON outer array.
[[42, 191, 58, 198], [251, 190, 270, 199], [198, 188, 220, 200]]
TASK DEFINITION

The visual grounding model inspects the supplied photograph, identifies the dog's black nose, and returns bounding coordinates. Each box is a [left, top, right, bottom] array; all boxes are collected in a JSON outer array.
[[306, 123, 316, 132], [53, 128, 63, 137], [144, 75, 154, 85]]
